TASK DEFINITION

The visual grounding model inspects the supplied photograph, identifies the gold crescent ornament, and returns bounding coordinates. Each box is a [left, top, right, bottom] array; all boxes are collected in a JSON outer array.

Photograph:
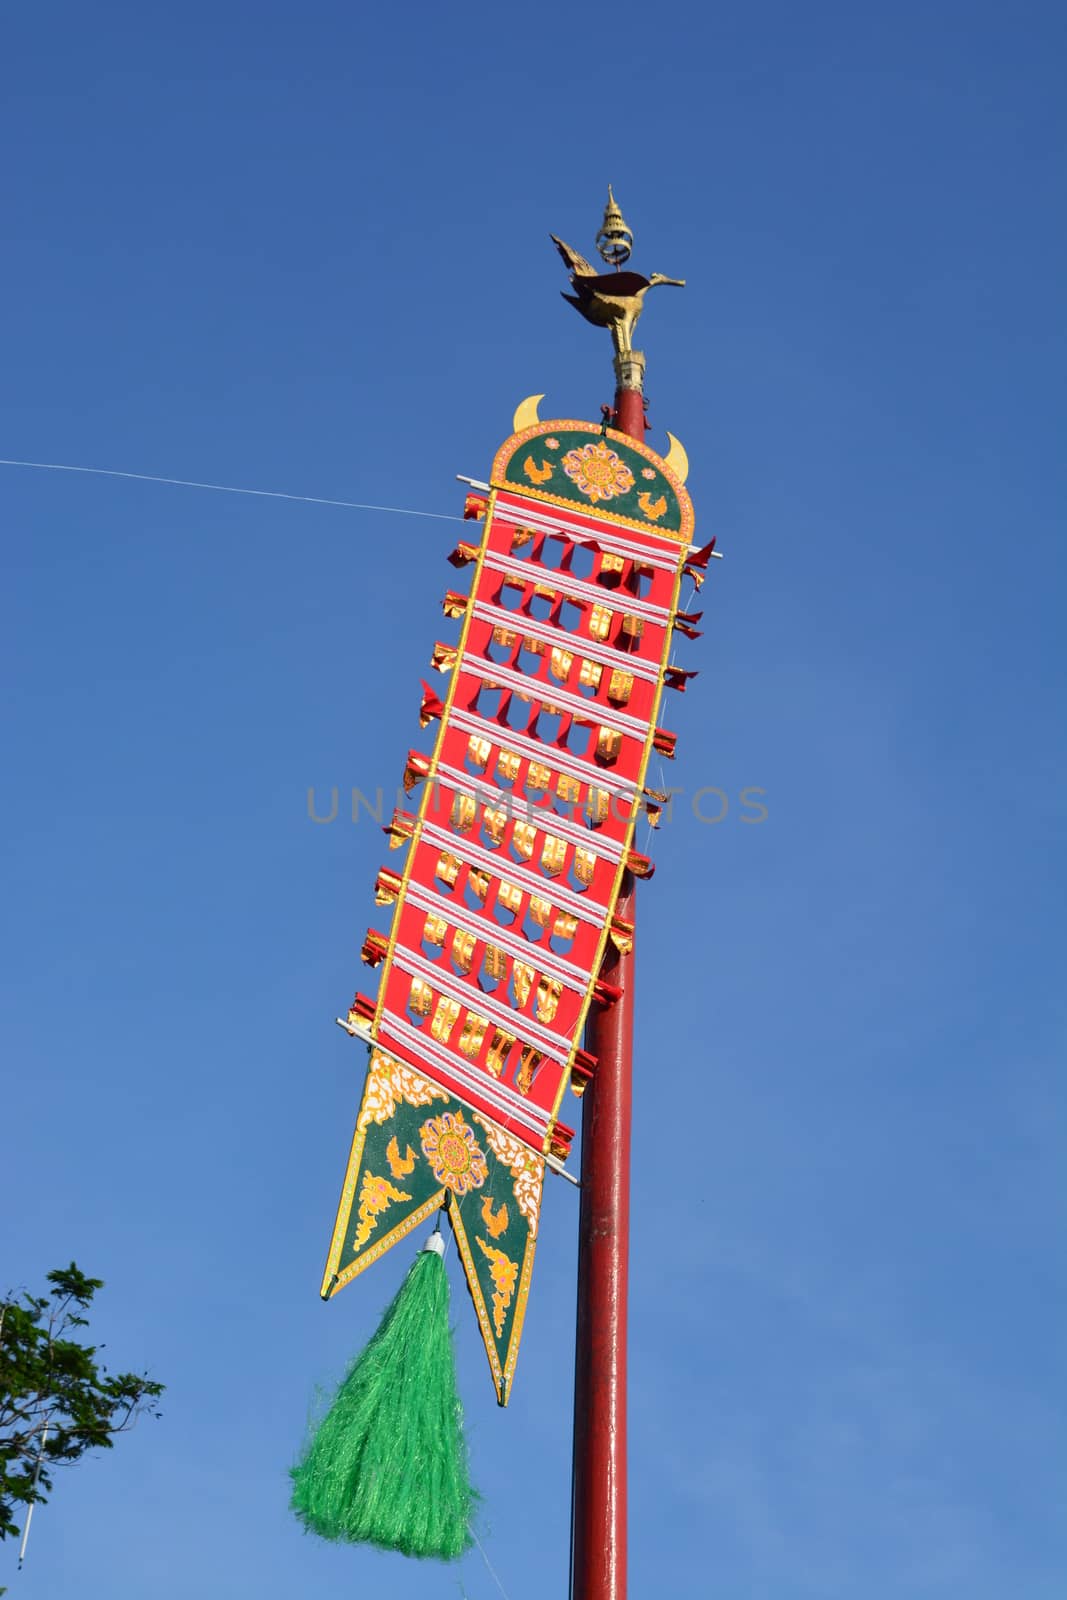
[[663, 431, 689, 486], [512, 394, 544, 432]]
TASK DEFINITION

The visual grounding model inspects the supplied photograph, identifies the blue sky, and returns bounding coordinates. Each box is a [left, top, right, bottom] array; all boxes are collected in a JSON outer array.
[[2, 2, 1064, 1595]]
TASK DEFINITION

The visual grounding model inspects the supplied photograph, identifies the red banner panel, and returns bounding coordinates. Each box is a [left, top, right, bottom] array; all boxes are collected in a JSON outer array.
[[345, 420, 701, 1164]]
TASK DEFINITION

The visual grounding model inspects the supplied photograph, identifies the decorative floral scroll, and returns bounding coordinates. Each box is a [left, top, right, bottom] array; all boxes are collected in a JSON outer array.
[[474, 1115, 544, 1236], [562, 439, 635, 503], [353, 1170, 412, 1251], [419, 1110, 488, 1197], [358, 1050, 448, 1131], [475, 1237, 519, 1336]]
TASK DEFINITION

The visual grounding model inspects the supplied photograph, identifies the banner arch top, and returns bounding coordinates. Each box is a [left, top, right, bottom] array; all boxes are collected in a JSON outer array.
[[491, 419, 694, 544]]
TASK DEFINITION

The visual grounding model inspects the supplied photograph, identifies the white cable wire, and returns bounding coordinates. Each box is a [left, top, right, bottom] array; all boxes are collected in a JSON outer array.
[[0, 458, 464, 522], [471, 1529, 513, 1599]]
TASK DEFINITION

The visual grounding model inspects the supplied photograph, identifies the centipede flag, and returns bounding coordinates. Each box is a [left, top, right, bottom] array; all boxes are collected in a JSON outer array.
[[295, 190, 712, 1570]]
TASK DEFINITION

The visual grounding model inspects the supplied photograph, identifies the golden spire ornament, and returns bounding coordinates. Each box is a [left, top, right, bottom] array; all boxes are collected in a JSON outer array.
[[550, 188, 684, 391], [595, 185, 633, 266]]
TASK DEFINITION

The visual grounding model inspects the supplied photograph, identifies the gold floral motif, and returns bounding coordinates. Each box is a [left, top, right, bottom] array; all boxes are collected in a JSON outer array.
[[637, 490, 668, 521], [523, 456, 553, 485], [473, 1116, 544, 1236], [420, 1110, 488, 1196], [353, 1169, 412, 1251], [358, 1051, 449, 1131], [562, 440, 635, 503], [385, 1135, 416, 1178], [481, 1195, 509, 1238], [476, 1236, 519, 1336]]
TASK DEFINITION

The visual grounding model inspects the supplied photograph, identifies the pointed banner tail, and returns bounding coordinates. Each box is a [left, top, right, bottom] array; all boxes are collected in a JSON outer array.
[[321, 1050, 543, 1405]]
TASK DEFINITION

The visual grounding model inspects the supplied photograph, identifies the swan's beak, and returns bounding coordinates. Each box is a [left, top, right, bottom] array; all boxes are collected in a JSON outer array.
[[653, 275, 686, 288]]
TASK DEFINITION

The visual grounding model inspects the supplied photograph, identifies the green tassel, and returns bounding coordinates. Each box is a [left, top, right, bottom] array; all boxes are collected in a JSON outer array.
[[290, 1235, 476, 1560]]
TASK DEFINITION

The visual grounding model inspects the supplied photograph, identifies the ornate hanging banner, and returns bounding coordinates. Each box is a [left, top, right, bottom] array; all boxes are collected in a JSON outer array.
[[325, 412, 707, 1401]]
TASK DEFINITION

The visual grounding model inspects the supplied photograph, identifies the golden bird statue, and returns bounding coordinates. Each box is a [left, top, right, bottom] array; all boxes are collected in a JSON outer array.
[[550, 189, 684, 358]]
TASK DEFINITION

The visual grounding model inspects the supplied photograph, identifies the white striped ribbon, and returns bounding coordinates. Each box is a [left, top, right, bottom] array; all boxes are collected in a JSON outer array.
[[494, 490, 683, 573], [470, 597, 660, 683], [420, 817, 609, 925], [482, 549, 671, 627], [378, 1012, 551, 1139], [391, 946, 571, 1059], [462, 652, 647, 739], [401, 878, 591, 991], [431, 758, 627, 863], [447, 707, 630, 803]]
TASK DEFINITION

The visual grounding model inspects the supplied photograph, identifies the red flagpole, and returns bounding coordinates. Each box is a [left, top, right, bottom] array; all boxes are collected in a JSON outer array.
[[570, 379, 645, 1600]]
